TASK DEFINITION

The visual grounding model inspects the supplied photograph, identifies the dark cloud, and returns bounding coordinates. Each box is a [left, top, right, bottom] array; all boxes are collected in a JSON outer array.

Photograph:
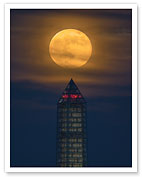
[[52, 51, 75, 59], [10, 80, 132, 167], [10, 9, 132, 19]]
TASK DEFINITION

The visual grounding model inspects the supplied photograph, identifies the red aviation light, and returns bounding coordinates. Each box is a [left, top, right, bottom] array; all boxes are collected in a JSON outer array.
[[70, 94, 78, 99], [62, 94, 69, 98], [62, 94, 82, 99]]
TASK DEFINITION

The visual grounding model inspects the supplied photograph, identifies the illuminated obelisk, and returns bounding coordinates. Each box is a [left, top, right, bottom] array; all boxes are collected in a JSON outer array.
[[56, 79, 87, 167]]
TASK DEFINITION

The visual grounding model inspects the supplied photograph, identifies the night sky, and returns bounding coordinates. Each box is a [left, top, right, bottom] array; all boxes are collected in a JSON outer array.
[[10, 9, 132, 167]]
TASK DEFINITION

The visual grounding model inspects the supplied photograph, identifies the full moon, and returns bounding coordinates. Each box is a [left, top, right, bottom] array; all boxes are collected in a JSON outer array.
[[49, 29, 92, 68]]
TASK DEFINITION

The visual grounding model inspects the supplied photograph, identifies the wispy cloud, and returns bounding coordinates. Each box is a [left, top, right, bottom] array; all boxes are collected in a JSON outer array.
[[10, 9, 132, 97]]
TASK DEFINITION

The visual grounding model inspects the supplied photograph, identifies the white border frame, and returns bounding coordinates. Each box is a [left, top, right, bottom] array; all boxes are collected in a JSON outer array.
[[5, 3, 137, 173]]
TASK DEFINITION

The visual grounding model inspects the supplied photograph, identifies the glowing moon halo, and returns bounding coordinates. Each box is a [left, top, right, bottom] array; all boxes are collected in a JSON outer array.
[[49, 29, 92, 68]]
